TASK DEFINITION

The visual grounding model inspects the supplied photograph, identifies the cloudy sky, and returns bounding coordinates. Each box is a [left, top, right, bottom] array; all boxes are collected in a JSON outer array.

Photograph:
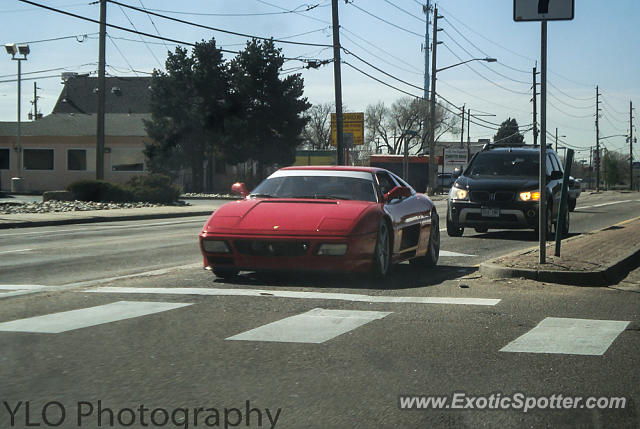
[[1, 0, 638, 162]]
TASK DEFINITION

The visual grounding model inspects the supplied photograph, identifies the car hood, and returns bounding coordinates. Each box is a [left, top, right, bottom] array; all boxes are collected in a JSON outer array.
[[203, 198, 375, 236], [455, 176, 539, 191]]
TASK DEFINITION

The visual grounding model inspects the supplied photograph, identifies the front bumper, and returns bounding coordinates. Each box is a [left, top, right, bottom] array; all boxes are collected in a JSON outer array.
[[199, 232, 377, 273], [448, 199, 539, 229]]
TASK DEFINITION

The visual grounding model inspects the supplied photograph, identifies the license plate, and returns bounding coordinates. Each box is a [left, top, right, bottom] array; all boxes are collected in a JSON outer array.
[[481, 207, 500, 218]]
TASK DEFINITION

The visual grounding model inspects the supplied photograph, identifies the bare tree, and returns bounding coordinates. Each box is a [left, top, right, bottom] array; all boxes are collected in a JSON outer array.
[[365, 97, 460, 155], [301, 102, 333, 149]]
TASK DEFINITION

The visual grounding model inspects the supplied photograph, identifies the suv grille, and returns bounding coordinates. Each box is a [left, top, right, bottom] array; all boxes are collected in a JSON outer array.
[[470, 191, 514, 203], [234, 240, 310, 256]]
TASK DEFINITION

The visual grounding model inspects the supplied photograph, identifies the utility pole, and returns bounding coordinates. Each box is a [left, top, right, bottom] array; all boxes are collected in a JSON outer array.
[[331, 0, 344, 166], [589, 146, 593, 189], [423, 0, 431, 99], [96, 0, 107, 180], [466, 107, 471, 161], [539, 21, 548, 264], [532, 66, 539, 146], [32, 82, 39, 120], [595, 86, 601, 192], [427, 7, 441, 195], [460, 104, 465, 148], [630, 101, 634, 191], [555, 127, 558, 151]]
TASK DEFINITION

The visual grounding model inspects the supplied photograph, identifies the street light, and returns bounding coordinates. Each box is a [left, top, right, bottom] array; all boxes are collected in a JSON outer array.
[[5, 43, 29, 190], [427, 56, 497, 195]]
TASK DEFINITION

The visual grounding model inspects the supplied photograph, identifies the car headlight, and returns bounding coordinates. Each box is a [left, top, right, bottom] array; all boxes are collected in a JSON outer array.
[[449, 184, 468, 200], [202, 240, 231, 253], [317, 243, 348, 256], [518, 190, 541, 201]]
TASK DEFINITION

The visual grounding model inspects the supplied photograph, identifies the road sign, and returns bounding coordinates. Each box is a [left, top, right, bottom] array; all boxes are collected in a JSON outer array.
[[443, 147, 468, 173], [514, 0, 574, 22], [331, 112, 364, 146]]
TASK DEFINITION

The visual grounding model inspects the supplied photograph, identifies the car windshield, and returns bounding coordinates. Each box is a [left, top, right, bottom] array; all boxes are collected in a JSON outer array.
[[250, 171, 378, 202], [466, 152, 539, 177]]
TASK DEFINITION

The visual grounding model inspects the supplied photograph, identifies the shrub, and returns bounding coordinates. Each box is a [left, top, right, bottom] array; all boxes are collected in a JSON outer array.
[[66, 174, 180, 204]]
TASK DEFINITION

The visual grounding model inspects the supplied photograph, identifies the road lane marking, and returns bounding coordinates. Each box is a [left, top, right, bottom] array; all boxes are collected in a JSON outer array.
[[440, 250, 476, 257], [500, 317, 630, 356], [576, 199, 640, 210], [86, 287, 501, 306], [0, 248, 32, 254], [226, 308, 391, 343], [0, 301, 192, 334]]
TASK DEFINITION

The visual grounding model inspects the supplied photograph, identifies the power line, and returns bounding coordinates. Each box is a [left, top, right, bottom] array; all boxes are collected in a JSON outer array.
[[547, 80, 594, 102], [116, 2, 164, 68], [381, 0, 425, 23], [342, 48, 425, 92], [107, 35, 140, 77], [343, 61, 421, 99], [17, 0, 329, 64], [346, 2, 423, 38], [141, 2, 328, 17], [108, 0, 333, 48], [19, 33, 98, 45], [138, 0, 171, 53]]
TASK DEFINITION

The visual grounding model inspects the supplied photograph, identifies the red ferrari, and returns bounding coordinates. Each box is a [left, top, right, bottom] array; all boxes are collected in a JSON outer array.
[[199, 166, 440, 278]]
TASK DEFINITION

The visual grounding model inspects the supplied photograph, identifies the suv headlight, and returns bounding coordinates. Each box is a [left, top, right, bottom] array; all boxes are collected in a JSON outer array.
[[518, 190, 541, 201], [449, 184, 468, 200]]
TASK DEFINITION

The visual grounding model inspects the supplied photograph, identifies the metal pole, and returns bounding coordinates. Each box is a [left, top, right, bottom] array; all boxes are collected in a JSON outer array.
[[17, 59, 22, 178], [555, 127, 558, 151], [403, 134, 408, 180], [331, 0, 344, 166], [33, 82, 38, 120], [630, 101, 634, 191], [466, 107, 471, 161], [595, 86, 600, 192], [427, 7, 438, 195], [460, 104, 465, 148], [539, 21, 547, 264], [423, 0, 430, 100], [533, 66, 538, 146], [96, 0, 107, 180]]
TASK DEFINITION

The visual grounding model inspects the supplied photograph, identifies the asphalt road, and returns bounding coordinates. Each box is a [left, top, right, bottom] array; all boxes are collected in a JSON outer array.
[[0, 191, 638, 429]]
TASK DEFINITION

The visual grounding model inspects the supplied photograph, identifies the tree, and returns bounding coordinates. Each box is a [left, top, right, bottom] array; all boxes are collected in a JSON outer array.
[[494, 118, 525, 144], [225, 39, 311, 178], [603, 149, 627, 187], [301, 102, 333, 149], [144, 39, 228, 192], [365, 97, 459, 155]]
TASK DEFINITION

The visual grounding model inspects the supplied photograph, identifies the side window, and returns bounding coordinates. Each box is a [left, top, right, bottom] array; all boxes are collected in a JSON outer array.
[[553, 154, 564, 172], [375, 172, 396, 195], [545, 154, 554, 175], [390, 172, 415, 194]]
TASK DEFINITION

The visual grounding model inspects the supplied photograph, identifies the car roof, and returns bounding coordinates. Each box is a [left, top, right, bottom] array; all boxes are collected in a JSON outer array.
[[280, 165, 385, 173], [481, 144, 557, 154]]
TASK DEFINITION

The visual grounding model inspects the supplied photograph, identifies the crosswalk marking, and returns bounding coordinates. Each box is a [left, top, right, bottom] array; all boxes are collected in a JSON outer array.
[[226, 308, 391, 344], [86, 287, 500, 306], [500, 317, 630, 356], [0, 301, 192, 334], [440, 250, 476, 257]]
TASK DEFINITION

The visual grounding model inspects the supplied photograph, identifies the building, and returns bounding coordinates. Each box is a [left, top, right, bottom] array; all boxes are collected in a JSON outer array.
[[0, 75, 152, 192]]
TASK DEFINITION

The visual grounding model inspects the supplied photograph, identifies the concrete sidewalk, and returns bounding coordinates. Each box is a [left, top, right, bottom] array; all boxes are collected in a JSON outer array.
[[480, 216, 640, 286]]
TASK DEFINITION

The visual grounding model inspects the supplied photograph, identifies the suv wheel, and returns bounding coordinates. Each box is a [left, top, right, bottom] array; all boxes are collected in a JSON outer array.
[[446, 211, 464, 237]]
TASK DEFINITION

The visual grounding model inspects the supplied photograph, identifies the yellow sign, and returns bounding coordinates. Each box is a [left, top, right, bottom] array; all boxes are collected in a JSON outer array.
[[331, 112, 364, 146]]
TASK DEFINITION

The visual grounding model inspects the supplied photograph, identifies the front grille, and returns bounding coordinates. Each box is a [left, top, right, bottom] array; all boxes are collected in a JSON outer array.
[[470, 191, 514, 203], [234, 240, 311, 257], [467, 213, 519, 222]]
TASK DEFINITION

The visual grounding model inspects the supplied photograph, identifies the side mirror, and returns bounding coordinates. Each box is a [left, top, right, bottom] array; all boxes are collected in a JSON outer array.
[[384, 186, 411, 202], [549, 171, 563, 181], [453, 167, 462, 178], [231, 182, 248, 199]]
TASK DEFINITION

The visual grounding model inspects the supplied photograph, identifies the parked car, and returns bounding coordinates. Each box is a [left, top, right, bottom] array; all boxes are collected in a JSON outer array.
[[568, 176, 581, 211], [446, 144, 569, 237], [199, 166, 440, 279]]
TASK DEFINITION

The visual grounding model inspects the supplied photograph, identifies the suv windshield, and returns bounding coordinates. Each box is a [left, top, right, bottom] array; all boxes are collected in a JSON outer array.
[[466, 151, 539, 177], [250, 174, 377, 202]]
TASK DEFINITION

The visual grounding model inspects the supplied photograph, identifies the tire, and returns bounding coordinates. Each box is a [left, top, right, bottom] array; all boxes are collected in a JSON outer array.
[[212, 268, 239, 279], [474, 227, 488, 233], [446, 210, 464, 237], [423, 211, 440, 267], [371, 220, 392, 278], [533, 205, 553, 240], [568, 198, 576, 212]]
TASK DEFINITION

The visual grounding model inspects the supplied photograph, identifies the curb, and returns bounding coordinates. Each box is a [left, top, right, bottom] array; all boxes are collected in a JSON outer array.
[[479, 236, 640, 287], [0, 210, 213, 229]]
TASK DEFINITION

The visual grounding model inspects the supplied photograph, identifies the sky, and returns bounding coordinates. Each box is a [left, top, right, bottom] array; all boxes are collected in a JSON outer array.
[[0, 0, 638, 163]]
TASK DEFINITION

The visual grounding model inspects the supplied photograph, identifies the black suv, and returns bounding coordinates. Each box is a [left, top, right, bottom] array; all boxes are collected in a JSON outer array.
[[446, 144, 569, 237]]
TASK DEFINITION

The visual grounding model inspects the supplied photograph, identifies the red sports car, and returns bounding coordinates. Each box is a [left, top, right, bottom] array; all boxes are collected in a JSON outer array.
[[199, 166, 440, 278]]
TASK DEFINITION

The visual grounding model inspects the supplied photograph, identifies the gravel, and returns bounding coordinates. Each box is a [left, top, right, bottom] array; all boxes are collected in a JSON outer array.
[[0, 200, 174, 215]]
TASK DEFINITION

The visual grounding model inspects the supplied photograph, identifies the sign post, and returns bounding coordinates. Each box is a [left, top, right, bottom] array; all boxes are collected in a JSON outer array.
[[513, 0, 574, 264]]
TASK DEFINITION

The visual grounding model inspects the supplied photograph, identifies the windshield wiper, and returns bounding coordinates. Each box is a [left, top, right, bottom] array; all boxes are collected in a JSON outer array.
[[249, 193, 275, 198]]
